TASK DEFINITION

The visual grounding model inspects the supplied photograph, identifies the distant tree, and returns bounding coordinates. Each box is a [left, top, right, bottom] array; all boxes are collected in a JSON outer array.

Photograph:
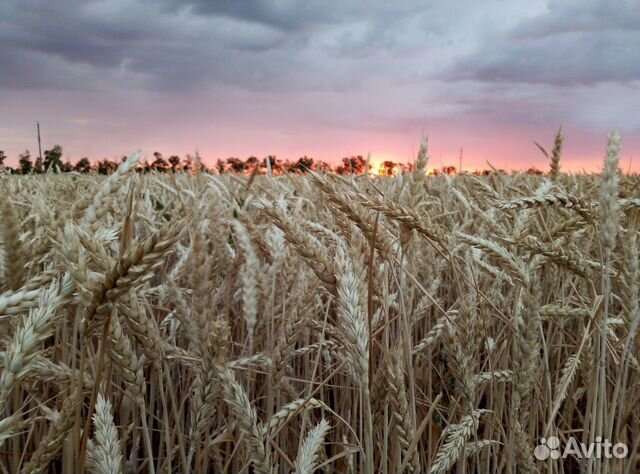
[[315, 161, 332, 173], [96, 160, 108, 175], [182, 155, 193, 172], [193, 152, 207, 173], [334, 164, 347, 175], [109, 159, 120, 173], [335, 155, 367, 175], [245, 156, 259, 172], [288, 156, 314, 174], [96, 159, 118, 175], [399, 162, 413, 173], [168, 155, 181, 172], [527, 167, 544, 175], [60, 161, 73, 172], [280, 159, 293, 172], [0, 150, 6, 169], [74, 157, 91, 173], [225, 157, 244, 174], [43, 144, 63, 171], [380, 161, 397, 176], [136, 159, 150, 173], [34, 156, 44, 174], [442, 166, 457, 175], [263, 155, 282, 174], [151, 152, 168, 172], [18, 150, 33, 174]]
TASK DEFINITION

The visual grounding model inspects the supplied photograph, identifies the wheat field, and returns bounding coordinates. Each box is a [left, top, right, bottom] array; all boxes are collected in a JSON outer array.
[[1, 135, 639, 473]]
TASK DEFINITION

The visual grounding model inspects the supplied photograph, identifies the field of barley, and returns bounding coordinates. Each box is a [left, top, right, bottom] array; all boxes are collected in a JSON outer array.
[[1, 135, 639, 473]]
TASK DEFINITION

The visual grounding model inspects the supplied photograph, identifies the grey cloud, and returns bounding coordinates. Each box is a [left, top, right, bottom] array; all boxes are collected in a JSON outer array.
[[0, 0, 296, 91], [0, 48, 54, 90], [169, 0, 428, 31], [462, 32, 640, 85], [0, 1, 145, 69], [0, 0, 436, 96], [175, 1, 336, 31], [516, 0, 640, 38], [444, 0, 640, 85], [4, 0, 637, 95], [0, 43, 132, 92]]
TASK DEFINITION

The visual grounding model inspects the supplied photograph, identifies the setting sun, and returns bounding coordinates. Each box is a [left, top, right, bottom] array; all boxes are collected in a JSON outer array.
[[367, 155, 408, 176], [368, 159, 384, 176]]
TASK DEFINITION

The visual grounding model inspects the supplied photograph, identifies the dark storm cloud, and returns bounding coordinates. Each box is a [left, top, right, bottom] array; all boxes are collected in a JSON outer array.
[[0, 0, 438, 92], [0, 1, 145, 68], [2, 0, 638, 92], [444, 0, 640, 85], [0, 0, 298, 91]]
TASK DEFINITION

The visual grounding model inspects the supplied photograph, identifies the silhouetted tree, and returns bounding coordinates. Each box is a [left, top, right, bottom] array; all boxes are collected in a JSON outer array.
[[3, 144, 482, 176], [279, 159, 291, 171], [381, 161, 397, 176], [74, 158, 91, 173], [399, 162, 413, 173], [43, 144, 63, 172], [34, 156, 44, 174], [315, 161, 332, 173], [18, 150, 33, 174], [195, 153, 208, 173], [288, 156, 314, 174], [245, 156, 259, 172], [182, 155, 193, 172], [96, 159, 118, 175], [225, 157, 244, 174], [335, 155, 367, 175], [263, 155, 282, 174], [151, 152, 168, 172], [136, 159, 150, 173], [183, 153, 206, 173], [168, 155, 181, 172]]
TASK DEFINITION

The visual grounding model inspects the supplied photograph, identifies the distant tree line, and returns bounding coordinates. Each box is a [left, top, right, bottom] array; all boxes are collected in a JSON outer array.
[[0, 146, 379, 175], [0, 147, 200, 175], [0, 145, 545, 176]]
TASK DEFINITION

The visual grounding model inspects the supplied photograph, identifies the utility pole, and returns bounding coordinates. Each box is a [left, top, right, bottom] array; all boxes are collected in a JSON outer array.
[[37, 122, 42, 163]]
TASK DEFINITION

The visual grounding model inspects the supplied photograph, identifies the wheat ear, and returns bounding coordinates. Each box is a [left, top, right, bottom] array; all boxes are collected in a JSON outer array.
[[295, 419, 331, 474]]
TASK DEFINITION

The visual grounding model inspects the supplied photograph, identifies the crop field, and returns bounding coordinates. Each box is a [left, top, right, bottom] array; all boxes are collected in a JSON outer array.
[[1, 136, 639, 473]]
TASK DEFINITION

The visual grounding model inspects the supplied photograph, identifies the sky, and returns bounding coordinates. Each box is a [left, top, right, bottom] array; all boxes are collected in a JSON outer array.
[[1, 0, 639, 172]]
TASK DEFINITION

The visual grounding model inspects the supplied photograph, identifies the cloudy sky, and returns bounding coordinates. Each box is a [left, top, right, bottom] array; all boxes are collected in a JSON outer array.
[[1, 0, 639, 171]]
